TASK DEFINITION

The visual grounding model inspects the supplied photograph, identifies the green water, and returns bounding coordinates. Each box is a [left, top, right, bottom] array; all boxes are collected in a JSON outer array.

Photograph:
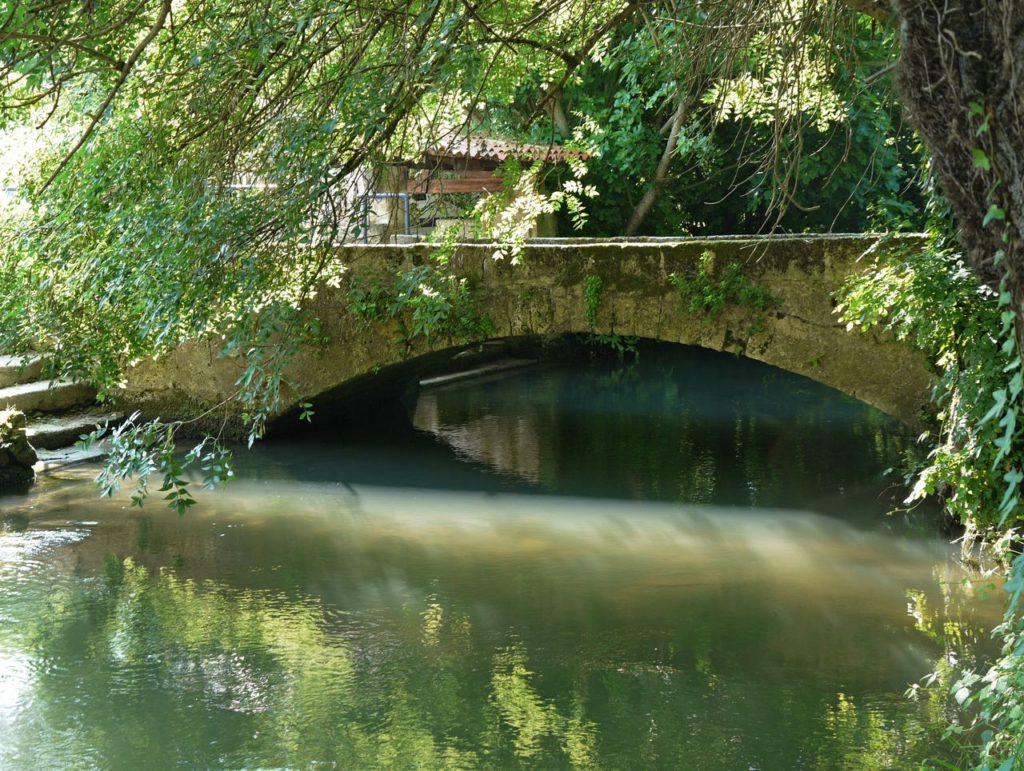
[[0, 345, 1001, 769]]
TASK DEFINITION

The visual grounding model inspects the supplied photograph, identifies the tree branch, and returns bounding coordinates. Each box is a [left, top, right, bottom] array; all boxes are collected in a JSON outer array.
[[625, 97, 689, 235], [40, 0, 171, 192], [526, 0, 645, 126], [11, 33, 126, 70], [466, 3, 577, 66]]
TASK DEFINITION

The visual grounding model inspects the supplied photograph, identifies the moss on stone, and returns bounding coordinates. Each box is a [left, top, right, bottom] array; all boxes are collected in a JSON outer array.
[[0, 409, 36, 492], [120, 235, 934, 431]]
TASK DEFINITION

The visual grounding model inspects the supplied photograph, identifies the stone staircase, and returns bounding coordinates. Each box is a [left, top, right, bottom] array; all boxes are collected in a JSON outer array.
[[0, 354, 122, 468]]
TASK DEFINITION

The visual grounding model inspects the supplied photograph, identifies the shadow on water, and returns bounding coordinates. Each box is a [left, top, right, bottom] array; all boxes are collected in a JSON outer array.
[[251, 343, 936, 534], [0, 342, 995, 770]]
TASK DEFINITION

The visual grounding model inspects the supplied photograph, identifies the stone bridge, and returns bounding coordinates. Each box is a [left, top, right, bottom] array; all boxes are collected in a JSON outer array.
[[121, 235, 934, 433]]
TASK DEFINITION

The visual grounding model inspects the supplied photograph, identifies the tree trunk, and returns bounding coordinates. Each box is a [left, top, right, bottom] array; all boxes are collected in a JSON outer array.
[[625, 99, 688, 235], [895, 0, 1024, 346], [551, 94, 571, 136]]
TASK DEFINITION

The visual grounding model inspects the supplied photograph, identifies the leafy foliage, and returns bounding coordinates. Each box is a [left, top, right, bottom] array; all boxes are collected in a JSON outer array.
[[557, 10, 924, 236], [81, 413, 234, 514], [473, 157, 599, 263], [587, 332, 640, 359], [0, 0, 630, 508], [583, 274, 603, 329], [669, 251, 776, 319], [0, 0, 931, 512], [1, 1, 1023, 767], [838, 178, 1024, 768], [949, 600, 1024, 770], [839, 241, 1012, 530], [347, 257, 494, 349]]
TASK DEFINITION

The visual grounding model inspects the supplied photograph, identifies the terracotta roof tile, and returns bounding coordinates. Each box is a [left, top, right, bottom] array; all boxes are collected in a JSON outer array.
[[424, 136, 591, 163]]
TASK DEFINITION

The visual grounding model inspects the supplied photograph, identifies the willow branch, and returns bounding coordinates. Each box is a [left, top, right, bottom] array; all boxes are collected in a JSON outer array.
[[40, 0, 172, 192], [466, 2, 577, 66], [526, 0, 645, 126], [10, 33, 126, 70]]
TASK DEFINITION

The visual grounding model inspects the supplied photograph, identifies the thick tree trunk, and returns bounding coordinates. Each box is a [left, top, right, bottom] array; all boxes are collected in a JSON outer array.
[[895, 0, 1024, 344]]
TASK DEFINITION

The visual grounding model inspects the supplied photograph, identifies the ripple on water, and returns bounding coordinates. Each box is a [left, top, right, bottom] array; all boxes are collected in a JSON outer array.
[[0, 345, 1001, 770], [0, 525, 91, 558], [0, 526, 92, 603], [0, 524, 94, 752]]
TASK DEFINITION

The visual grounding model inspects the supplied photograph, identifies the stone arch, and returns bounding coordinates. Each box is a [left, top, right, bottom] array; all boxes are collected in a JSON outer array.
[[120, 236, 934, 434]]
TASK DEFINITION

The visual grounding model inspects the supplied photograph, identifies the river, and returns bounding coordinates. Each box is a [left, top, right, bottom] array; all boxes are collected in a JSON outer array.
[[0, 344, 1000, 769]]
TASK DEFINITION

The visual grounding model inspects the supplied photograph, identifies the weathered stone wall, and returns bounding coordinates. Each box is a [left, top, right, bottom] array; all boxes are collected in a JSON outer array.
[[120, 235, 935, 432]]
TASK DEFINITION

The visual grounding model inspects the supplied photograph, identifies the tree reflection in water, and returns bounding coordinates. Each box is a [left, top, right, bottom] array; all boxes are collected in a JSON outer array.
[[0, 551, 992, 770], [0, 345, 1000, 769], [414, 346, 912, 519]]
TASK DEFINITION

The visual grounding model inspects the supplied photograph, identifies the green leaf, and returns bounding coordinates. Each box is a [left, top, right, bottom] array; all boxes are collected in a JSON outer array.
[[993, 407, 1018, 467], [998, 468, 1022, 524], [983, 204, 1006, 226], [972, 148, 991, 171], [1010, 371, 1023, 401], [980, 388, 1007, 426]]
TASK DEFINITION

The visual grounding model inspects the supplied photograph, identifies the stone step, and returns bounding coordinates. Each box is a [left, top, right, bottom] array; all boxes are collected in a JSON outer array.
[[0, 355, 44, 388], [27, 410, 124, 451], [34, 444, 110, 473], [0, 379, 96, 414]]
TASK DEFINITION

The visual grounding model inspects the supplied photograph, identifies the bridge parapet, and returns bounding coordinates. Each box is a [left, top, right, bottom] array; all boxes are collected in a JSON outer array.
[[120, 235, 934, 433]]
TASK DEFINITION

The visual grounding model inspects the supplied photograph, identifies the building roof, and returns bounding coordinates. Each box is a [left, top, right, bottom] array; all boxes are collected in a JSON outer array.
[[422, 136, 591, 165]]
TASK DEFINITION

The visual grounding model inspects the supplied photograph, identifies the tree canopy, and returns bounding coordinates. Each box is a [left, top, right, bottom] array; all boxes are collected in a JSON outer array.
[[1, 2, 1024, 763], [0, 0, 922, 394]]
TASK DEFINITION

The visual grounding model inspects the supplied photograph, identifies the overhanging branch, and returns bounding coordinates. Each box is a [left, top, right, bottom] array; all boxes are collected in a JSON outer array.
[[40, 0, 172, 192]]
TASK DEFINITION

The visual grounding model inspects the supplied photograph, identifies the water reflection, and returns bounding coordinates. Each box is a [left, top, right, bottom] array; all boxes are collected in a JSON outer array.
[[413, 346, 913, 523], [0, 346, 996, 769], [0, 478, 1004, 769]]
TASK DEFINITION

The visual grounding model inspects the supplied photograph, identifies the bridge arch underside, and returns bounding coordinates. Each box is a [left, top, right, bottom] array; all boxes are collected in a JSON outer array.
[[119, 238, 935, 436], [269, 326, 930, 439]]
